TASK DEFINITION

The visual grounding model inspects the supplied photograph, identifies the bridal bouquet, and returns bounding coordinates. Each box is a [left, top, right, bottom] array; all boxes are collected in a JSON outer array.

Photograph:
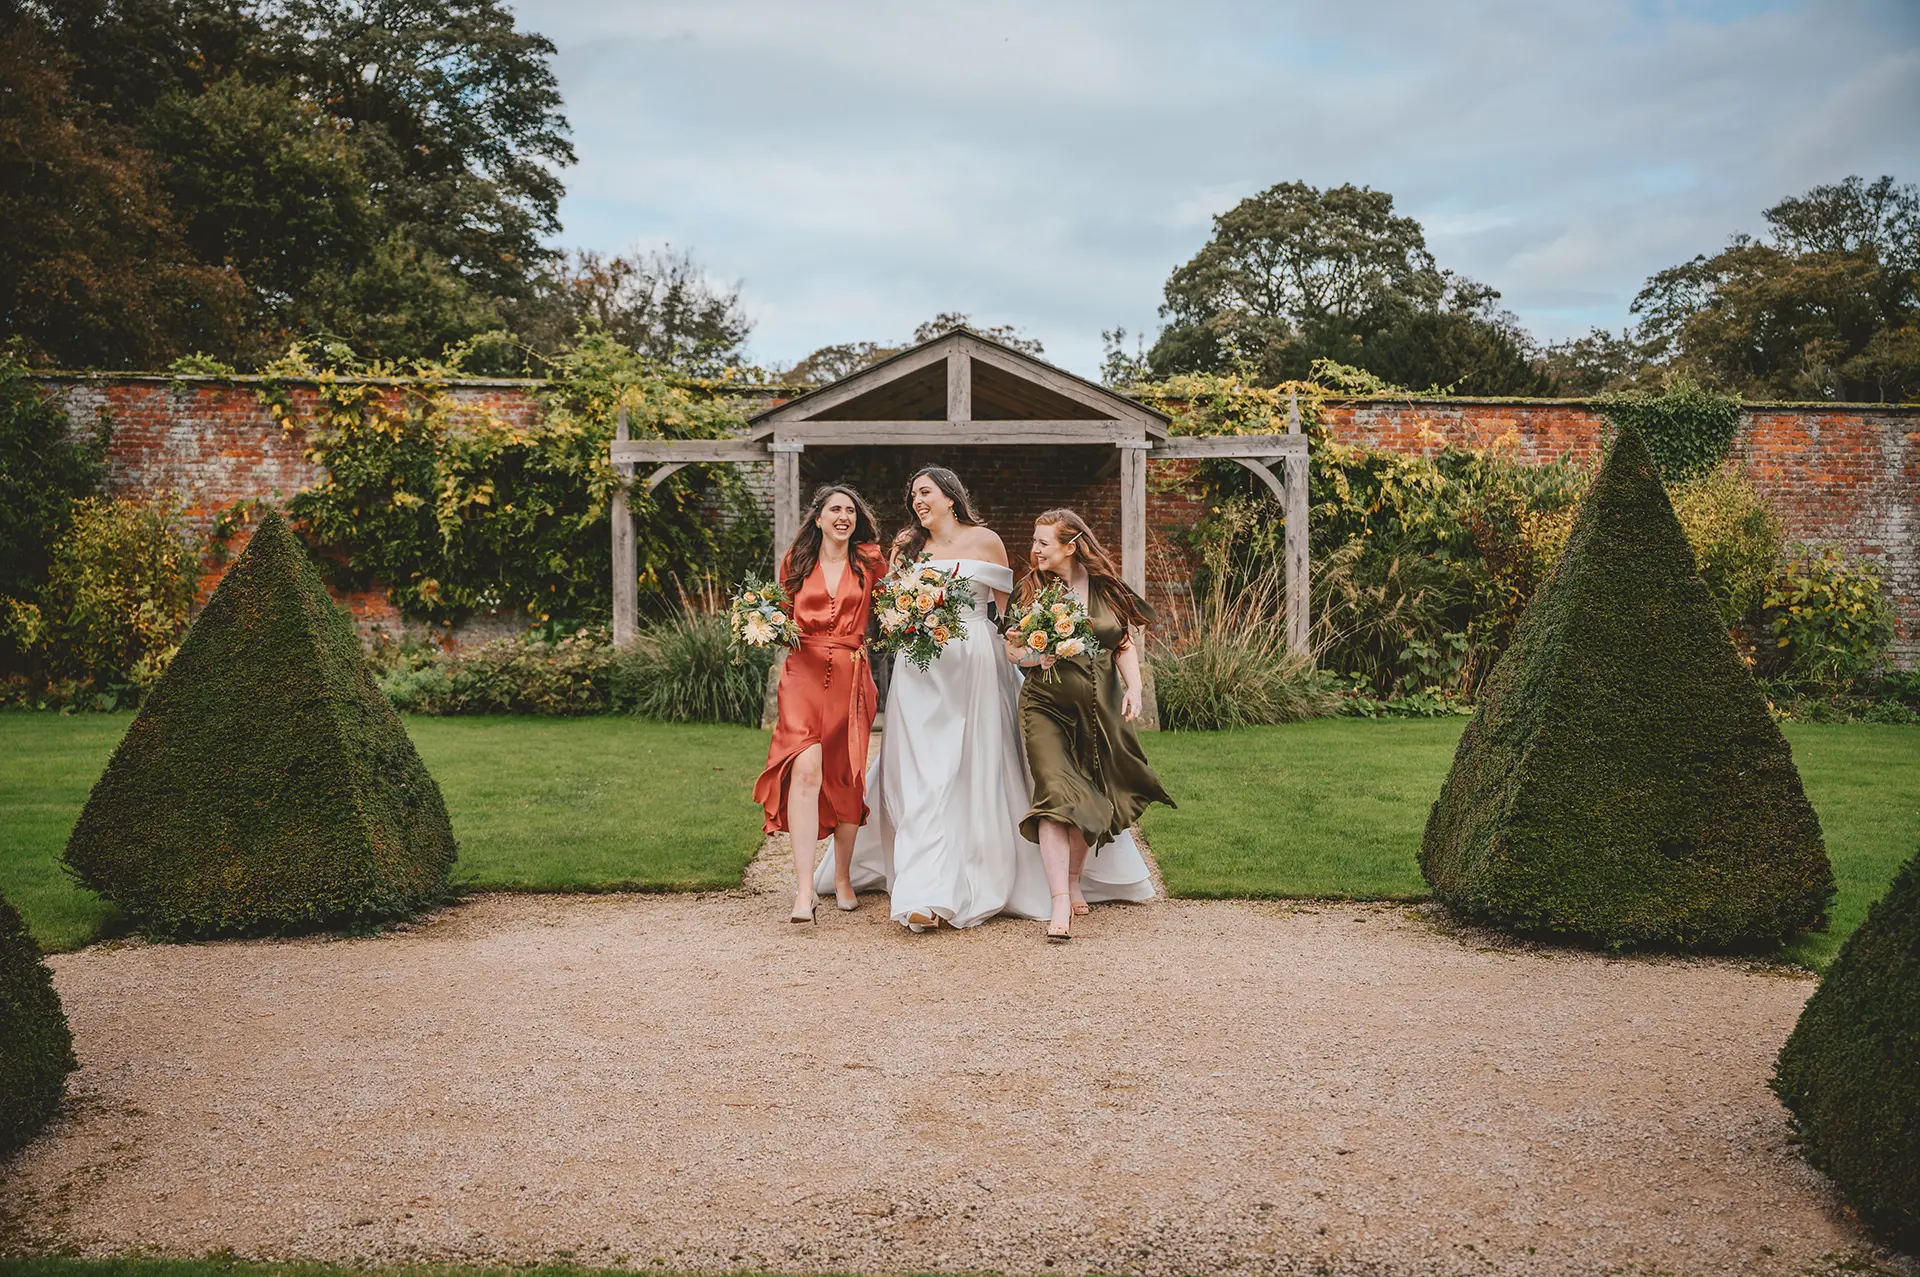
[[871, 554, 976, 673], [727, 574, 802, 656], [1011, 581, 1102, 675]]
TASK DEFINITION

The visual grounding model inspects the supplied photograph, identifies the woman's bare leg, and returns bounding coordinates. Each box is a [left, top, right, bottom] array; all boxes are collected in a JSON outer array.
[[831, 820, 859, 908], [1067, 827, 1091, 914], [1037, 818, 1074, 938], [787, 744, 825, 919]]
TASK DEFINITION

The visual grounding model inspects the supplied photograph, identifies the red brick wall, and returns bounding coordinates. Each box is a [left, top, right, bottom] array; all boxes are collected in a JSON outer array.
[[42, 377, 1919, 661]]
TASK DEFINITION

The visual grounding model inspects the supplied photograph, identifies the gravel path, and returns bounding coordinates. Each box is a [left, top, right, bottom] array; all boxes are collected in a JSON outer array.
[[1, 834, 1899, 1277]]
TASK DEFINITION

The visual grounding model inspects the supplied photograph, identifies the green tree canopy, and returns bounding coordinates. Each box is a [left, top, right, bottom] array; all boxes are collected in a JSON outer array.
[[7, 0, 572, 367], [510, 249, 753, 376], [1632, 175, 1920, 402], [1148, 181, 1549, 395]]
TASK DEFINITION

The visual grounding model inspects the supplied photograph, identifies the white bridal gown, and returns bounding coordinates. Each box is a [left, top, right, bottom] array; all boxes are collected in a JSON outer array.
[[817, 558, 1155, 928]]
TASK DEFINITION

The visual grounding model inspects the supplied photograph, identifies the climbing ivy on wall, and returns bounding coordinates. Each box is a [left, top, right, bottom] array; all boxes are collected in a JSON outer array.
[[1599, 380, 1745, 482], [275, 333, 768, 624]]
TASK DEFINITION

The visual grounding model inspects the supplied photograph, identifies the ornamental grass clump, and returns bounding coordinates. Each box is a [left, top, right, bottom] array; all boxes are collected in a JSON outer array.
[[0, 890, 77, 1157], [62, 512, 457, 938], [1773, 845, 1920, 1251], [1420, 423, 1833, 950]]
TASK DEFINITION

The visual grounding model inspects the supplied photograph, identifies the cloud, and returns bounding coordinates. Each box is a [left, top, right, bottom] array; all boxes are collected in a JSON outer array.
[[528, 0, 1920, 374]]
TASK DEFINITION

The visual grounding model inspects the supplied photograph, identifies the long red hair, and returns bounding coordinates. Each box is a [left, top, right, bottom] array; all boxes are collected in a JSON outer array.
[[1016, 508, 1152, 630]]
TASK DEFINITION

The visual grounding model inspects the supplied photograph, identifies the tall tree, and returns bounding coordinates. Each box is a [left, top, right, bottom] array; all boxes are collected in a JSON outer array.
[[1632, 175, 1920, 402], [510, 249, 751, 375], [0, 10, 247, 367], [1150, 181, 1548, 394], [261, 0, 575, 299]]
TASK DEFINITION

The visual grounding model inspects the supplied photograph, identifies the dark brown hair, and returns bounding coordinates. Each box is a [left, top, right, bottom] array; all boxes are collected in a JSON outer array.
[[1016, 507, 1153, 633], [891, 466, 985, 563], [782, 484, 882, 599]]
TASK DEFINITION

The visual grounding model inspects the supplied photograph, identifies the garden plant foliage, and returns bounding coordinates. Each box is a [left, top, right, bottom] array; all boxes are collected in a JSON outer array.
[[279, 334, 767, 623], [1420, 424, 1834, 949], [1773, 845, 1920, 1249], [62, 512, 457, 937], [0, 887, 77, 1156]]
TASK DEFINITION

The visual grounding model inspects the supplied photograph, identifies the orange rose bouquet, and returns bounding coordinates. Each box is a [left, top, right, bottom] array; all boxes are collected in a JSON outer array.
[[1011, 581, 1102, 679], [870, 553, 976, 673]]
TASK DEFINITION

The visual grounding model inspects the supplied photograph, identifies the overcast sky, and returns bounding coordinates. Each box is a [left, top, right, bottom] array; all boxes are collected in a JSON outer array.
[[529, 0, 1920, 377]]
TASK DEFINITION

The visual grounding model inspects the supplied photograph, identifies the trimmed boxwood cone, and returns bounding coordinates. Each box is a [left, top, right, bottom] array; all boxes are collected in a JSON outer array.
[[1420, 423, 1833, 949], [62, 511, 456, 938], [1774, 847, 1920, 1251], [0, 890, 77, 1157]]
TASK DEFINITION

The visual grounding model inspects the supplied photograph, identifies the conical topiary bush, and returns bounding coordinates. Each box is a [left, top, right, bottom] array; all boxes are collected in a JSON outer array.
[[0, 891, 77, 1157], [63, 511, 456, 937], [1420, 423, 1833, 949], [1773, 848, 1920, 1251]]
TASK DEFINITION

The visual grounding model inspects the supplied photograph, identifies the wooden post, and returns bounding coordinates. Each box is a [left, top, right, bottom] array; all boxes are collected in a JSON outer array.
[[763, 439, 805, 731], [1118, 436, 1158, 730], [770, 439, 804, 576], [611, 407, 638, 649], [946, 343, 972, 422], [1284, 390, 1310, 656]]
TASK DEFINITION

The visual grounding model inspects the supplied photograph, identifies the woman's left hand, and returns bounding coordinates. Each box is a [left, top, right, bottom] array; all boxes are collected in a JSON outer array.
[[1121, 685, 1141, 721]]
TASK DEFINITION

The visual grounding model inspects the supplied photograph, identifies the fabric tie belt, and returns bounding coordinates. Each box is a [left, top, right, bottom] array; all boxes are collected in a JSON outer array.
[[799, 633, 867, 702]]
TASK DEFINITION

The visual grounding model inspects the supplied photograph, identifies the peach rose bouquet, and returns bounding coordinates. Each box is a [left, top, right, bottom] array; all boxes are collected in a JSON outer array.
[[727, 573, 802, 658], [1011, 581, 1102, 679], [870, 554, 977, 673]]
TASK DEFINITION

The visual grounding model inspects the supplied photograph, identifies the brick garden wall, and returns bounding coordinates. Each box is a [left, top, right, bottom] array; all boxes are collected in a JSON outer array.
[[42, 376, 1919, 661]]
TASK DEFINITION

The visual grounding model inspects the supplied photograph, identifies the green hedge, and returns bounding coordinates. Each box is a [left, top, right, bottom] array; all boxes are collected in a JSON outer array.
[[0, 888, 77, 1156], [1420, 423, 1834, 949], [1773, 846, 1920, 1250], [62, 512, 457, 937]]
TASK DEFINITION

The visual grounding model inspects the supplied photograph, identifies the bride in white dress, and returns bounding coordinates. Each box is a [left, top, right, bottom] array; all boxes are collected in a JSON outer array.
[[817, 467, 1153, 931]]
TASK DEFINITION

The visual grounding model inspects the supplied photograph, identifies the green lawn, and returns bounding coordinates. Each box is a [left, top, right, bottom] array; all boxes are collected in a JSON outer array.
[[1142, 719, 1920, 969], [0, 714, 768, 952], [3, 714, 1913, 969]]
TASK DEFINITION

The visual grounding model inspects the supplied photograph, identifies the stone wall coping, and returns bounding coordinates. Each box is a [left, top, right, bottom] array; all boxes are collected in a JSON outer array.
[[33, 372, 1918, 414]]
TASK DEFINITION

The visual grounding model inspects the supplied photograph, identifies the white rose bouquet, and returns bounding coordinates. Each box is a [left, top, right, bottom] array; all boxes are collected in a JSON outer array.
[[870, 554, 976, 673], [727, 573, 802, 658], [1011, 581, 1102, 678]]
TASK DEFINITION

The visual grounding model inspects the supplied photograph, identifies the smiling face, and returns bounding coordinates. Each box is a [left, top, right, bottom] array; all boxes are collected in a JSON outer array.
[[1030, 521, 1076, 577], [910, 475, 954, 528], [816, 491, 858, 546]]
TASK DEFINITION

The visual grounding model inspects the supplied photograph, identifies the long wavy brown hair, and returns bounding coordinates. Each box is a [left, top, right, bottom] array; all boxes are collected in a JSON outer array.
[[1016, 508, 1152, 630], [891, 466, 985, 563], [783, 483, 882, 599]]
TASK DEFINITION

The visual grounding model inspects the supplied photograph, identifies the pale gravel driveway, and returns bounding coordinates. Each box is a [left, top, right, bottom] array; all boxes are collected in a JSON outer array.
[[1, 839, 1903, 1277]]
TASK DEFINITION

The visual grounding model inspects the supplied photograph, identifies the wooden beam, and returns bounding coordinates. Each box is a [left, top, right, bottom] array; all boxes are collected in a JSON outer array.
[[611, 408, 638, 649], [1284, 390, 1310, 656], [1118, 438, 1153, 731], [611, 439, 770, 463], [756, 341, 951, 423], [786, 419, 1128, 445], [946, 345, 971, 422], [1231, 458, 1286, 502], [1149, 434, 1306, 459], [965, 340, 1166, 434]]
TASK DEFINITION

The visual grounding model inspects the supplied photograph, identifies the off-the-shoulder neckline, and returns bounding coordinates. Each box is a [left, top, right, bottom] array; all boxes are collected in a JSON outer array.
[[920, 557, 1011, 569]]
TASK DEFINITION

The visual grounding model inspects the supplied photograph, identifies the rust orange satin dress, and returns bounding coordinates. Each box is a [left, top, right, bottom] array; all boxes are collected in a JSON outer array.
[[753, 544, 884, 835]]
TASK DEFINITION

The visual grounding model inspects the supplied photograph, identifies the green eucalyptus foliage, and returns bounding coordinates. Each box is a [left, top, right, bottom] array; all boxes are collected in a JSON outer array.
[[0, 888, 77, 1156], [1773, 846, 1920, 1250], [62, 512, 456, 938], [1420, 424, 1833, 950], [1599, 380, 1744, 481], [283, 334, 768, 623]]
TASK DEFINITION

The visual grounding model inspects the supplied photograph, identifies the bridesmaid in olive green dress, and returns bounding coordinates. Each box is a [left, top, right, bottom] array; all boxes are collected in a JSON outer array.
[[1004, 508, 1174, 942]]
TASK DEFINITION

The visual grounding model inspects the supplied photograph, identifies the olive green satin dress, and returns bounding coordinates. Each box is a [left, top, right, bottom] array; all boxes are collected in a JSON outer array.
[[1017, 585, 1175, 847]]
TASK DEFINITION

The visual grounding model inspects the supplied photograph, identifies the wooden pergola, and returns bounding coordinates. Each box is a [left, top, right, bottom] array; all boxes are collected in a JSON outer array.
[[609, 327, 1310, 651]]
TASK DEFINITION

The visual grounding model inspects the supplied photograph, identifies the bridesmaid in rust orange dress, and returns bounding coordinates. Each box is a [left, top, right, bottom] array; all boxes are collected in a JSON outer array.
[[753, 484, 886, 923]]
